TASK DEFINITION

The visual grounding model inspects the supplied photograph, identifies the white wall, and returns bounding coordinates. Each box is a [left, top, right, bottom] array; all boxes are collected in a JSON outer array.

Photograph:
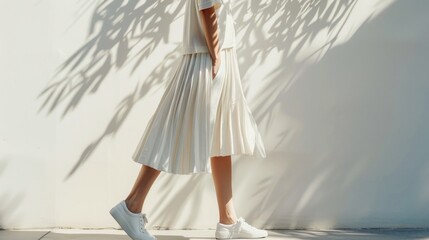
[[1, 0, 429, 230]]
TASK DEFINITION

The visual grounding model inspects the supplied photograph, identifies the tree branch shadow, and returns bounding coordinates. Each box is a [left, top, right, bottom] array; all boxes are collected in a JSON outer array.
[[237, 0, 429, 229], [37, 0, 184, 119], [33, 0, 397, 229], [32, 0, 185, 180]]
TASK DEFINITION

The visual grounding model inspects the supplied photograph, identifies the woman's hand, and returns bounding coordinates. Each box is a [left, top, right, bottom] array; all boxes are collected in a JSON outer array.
[[212, 56, 221, 80]]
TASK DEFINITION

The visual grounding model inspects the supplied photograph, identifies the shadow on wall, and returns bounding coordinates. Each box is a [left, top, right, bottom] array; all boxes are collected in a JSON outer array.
[[238, 0, 429, 229], [34, 0, 429, 229], [233, 0, 359, 119], [36, 0, 185, 180], [231, 4, 359, 227], [34, 0, 359, 227], [35, 0, 358, 181]]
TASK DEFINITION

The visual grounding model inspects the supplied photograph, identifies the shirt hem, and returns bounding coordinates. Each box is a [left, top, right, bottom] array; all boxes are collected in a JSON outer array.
[[181, 43, 236, 55]]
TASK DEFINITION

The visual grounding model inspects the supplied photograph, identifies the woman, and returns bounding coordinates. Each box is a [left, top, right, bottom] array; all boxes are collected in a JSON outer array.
[[110, 0, 267, 239]]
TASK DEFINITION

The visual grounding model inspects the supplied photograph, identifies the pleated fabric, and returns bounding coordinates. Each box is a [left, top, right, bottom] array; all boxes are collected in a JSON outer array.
[[131, 47, 266, 174]]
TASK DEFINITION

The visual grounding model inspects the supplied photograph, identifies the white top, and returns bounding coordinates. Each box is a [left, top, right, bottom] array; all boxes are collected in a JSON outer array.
[[182, 0, 236, 54]]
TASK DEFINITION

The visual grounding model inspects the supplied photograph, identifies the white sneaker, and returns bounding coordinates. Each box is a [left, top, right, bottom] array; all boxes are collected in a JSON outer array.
[[109, 200, 156, 240], [215, 217, 268, 239]]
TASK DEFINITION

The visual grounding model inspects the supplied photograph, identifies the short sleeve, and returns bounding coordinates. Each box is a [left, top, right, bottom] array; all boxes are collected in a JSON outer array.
[[197, 0, 222, 10]]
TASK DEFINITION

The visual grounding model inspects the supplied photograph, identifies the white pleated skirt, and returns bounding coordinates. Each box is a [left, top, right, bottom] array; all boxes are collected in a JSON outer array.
[[131, 47, 266, 174]]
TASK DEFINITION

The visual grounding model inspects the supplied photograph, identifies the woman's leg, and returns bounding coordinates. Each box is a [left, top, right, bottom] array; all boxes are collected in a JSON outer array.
[[210, 155, 238, 224], [124, 165, 160, 213]]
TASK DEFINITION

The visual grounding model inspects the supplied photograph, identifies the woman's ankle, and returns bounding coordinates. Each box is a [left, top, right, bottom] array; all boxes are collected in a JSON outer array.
[[124, 198, 143, 214], [219, 216, 238, 225]]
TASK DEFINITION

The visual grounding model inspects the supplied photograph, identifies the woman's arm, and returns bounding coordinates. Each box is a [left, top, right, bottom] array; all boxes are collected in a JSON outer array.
[[199, 6, 221, 78]]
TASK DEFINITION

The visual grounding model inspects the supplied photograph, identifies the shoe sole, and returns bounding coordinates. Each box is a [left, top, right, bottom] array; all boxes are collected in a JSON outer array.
[[216, 237, 267, 239], [216, 231, 268, 239], [215, 234, 268, 239]]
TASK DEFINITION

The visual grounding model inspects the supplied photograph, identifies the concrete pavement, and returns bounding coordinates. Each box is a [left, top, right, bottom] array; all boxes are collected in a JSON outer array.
[[1, 228, 429, 240]]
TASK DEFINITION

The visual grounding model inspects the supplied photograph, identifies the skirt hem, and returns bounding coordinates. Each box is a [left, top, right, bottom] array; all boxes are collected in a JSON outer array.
[[133, 150, 263, 175]]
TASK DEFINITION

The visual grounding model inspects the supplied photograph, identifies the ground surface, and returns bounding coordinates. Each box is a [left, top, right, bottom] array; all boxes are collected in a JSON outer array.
[[1, 228, 429, 240]]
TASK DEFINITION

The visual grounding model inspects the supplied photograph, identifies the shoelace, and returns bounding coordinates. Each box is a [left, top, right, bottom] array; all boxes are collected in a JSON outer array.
[[238, 217, 259, 231], [139, 214, 149, 233], [227, 218, 250, 238]]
